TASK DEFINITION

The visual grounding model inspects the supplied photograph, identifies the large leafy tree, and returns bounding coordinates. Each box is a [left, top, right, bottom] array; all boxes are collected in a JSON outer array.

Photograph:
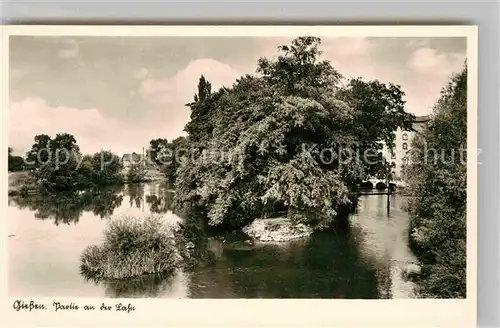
[[28, 133, 81, 190], [149, 138, 170, 165], [26, 134, 52, 169], [50, 133, 80, 154], [175, 37, 413, 231], [337, 79, 414, 177], [257, 36, 342, 97], [193, 75, 212, 103], [403, 63, 467, 298], [184, 75, 228, 147]]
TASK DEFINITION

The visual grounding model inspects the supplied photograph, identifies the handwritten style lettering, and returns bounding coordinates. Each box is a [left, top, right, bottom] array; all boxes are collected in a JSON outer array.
[[12, 300, 46, 311]]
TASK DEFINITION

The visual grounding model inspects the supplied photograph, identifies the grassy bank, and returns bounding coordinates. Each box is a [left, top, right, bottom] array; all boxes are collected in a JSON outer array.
[[124, 166, 165, 183], [8, 171, 37, 196]]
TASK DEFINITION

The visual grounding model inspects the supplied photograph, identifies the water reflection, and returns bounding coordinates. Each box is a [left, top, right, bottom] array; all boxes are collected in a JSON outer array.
[[349, 194, 418, 298], [84, 272, 186, 298], [8, 183, 175, 225], [145, 183, 173, 214], [8, 183, 416, 298], [187, 230, 380, 299], [9, 187, 124, 225], [127, 184, 144, 209]]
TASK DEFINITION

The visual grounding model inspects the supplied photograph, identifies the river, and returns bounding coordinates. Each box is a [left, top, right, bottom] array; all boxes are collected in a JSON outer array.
[[7, 182, 417, 298]]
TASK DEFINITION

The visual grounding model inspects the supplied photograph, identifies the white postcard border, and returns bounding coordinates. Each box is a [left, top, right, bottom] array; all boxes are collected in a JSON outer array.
[[1, 25, 478, 328]]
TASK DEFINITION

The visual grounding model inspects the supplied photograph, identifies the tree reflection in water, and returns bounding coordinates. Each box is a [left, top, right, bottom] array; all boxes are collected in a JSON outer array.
[[126, 184, 145, 209], [9, 182, 179, 227], [160, 208, 381, 299], [9, 186, 124, 225], [186, 225, 381, 299], [82, 272, 177, 298], [145, 183, 174, 214], [10, 182, 385, 298], [89, 188, 124, 218]]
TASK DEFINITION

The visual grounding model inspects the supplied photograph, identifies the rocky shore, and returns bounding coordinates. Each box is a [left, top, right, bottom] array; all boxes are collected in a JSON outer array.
[[243, 218, 313, 242]]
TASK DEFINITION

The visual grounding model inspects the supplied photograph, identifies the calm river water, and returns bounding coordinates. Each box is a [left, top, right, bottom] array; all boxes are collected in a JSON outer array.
[[8, 182, 417, 298]]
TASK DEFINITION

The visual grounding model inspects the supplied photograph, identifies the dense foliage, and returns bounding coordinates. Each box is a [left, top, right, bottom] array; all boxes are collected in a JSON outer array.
[[148, 138, 170, 165], [403, 64, 467, 298], [8, 147, 26, 172], [148, 136, 188, 184], [126, 163, 147, 183], [174, 37, 414, 230], [89, 151, 124, 186], [25, 133, 123, 191]]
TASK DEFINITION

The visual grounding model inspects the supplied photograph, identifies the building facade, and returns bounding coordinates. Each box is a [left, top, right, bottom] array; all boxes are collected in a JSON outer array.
[[121, 152, 145, 169], [381, 115, 430, 180]]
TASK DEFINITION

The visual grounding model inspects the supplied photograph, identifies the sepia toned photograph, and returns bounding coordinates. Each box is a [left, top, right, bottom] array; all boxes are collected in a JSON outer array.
[[6, 27, 474, 305]]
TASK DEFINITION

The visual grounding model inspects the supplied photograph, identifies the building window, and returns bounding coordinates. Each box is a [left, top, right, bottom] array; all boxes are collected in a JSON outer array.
[[402, 143, 408, 150], [391, 152, 396, 159], [391, 161, 396, 168], [402, 133, 408, 141]]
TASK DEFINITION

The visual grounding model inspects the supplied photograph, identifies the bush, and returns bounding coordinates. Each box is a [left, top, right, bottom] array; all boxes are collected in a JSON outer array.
[[90, 151, 124, 186], [80, 216, 182, 280], [127, 164, 147, 183]]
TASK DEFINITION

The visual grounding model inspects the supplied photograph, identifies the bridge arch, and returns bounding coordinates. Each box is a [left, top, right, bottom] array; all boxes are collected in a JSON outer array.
[[361, 178, 399, 190], [360, 181, 374, 189]]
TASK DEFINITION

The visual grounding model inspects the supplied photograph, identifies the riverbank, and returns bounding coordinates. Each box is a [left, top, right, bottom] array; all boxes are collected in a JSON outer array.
[[8, 171, 37, 196], [135, 167, 166, 183], [8, 168, 166, 196]]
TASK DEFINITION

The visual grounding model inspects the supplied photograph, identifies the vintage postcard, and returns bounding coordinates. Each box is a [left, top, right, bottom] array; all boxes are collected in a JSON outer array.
[[2, 25, 477, 327]]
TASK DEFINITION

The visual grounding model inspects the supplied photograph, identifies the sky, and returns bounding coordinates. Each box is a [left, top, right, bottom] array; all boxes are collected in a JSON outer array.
[[9, 36, 466, 156]]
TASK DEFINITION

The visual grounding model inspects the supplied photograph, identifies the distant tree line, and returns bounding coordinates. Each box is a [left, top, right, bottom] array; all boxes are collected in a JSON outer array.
[[19, 133, 123, 191], [8, 147, 26, 172]]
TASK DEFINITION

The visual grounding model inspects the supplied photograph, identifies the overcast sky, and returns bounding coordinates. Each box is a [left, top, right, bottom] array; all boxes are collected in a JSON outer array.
[[9, 36, 466, 156]]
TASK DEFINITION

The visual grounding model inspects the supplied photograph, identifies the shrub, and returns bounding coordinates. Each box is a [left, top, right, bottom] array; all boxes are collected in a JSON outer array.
[[127, 164, 147, 183], [80, 216, 182, 280], [90, 151, 124, 186]]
